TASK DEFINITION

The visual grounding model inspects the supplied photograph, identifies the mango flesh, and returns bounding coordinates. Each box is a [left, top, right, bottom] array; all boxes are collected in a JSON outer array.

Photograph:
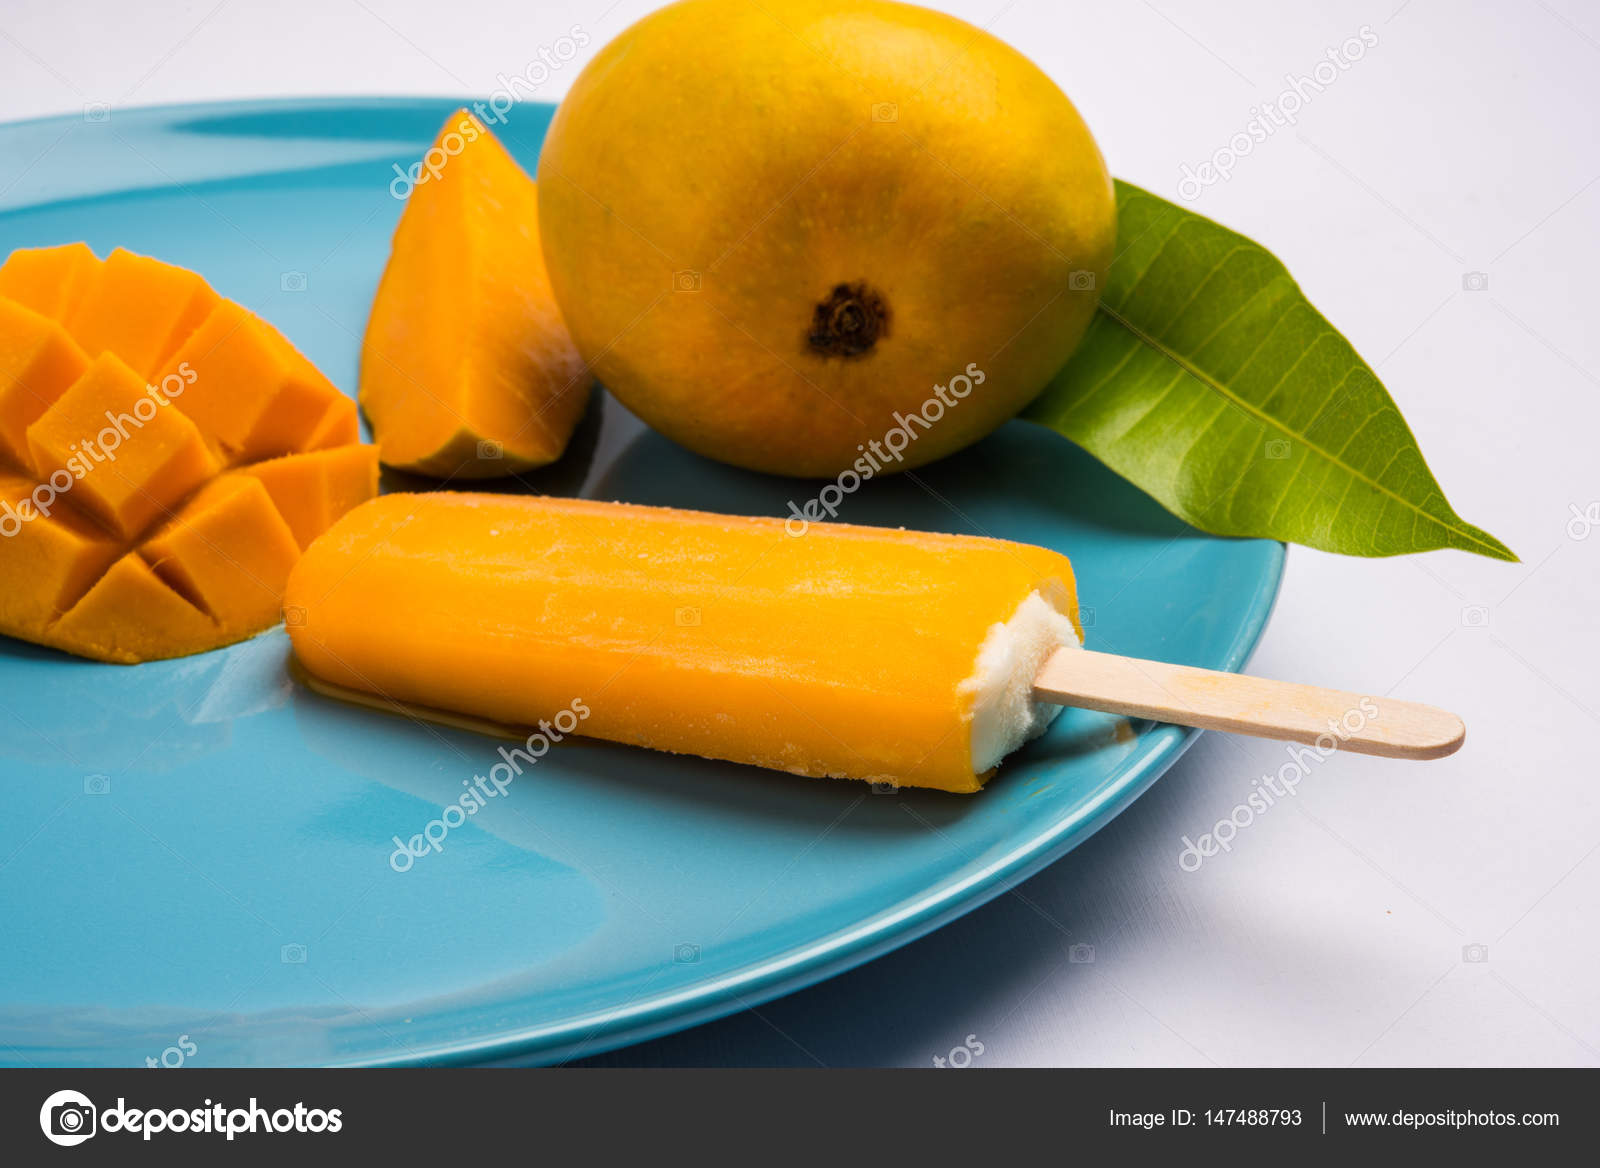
[[0, 297, 90, 468], [235, 444, 381, 550], [285, 493, 1081, 792], [0, 243, 378, 663], [139, 476, 300, 629], [161, 299, 345, 464], [0, 242, 100, 320], [49, 554, 221, 664], [305, 393, 361, 450], [538, 0, 1116, 478], [0, 470, 122, 630], [360, 109, 590, 479], [66, 247, 220, 379], [27, 351, 220, 541]]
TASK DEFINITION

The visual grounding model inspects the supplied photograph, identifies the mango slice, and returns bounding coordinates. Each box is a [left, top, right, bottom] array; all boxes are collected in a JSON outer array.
[[0, 243, 381, 663], [360, 108, 589, 479], [26, 352, 220, 541], [235, 444, 380, 550], [0, 298, 90, 469], [0, 242, 101, 320]]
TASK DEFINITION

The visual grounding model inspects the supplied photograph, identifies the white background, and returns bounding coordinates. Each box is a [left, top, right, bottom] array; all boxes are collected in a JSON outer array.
[[2, 0, 1595, 1066]]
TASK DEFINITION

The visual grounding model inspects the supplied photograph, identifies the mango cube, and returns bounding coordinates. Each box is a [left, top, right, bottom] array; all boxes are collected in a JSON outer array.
[[0, 242, 102, 321], [26, 352, 219, 541], [51, 553, 218, 665], [139, 476, 300, 628], [0, 297, 90, 471], [65, 247, 219, 378], [235, 444, 380, 549], [0, 471, 121, 631], [160, 301, 349, 463]]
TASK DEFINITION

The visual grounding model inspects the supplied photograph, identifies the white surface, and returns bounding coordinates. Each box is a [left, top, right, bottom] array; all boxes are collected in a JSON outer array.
[[3, 0, 1595, 1067]]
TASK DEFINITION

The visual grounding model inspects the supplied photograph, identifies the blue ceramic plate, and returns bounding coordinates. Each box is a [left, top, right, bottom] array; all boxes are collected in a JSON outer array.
[[0, 99, 1283, 1067]]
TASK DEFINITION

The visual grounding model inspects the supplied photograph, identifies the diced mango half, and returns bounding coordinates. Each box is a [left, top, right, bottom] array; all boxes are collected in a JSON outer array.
[[26, 352, 219, 541], [66, 247, 219, 379], [361, 108, 590, 479], [235, 444, 380, 549], [0, 242, 101, 320], [0, 243, 381, 663], [0, 297, 90, 470]]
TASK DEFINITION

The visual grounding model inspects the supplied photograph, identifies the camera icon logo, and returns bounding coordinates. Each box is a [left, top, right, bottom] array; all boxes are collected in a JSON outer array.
[[83, 102, 111, 123], [1264, 439, 1292, 460], [674, 606, 701, 627], [673, 269, 701, 292], [280, 271, 308, 293], [1462, 943, 1489, 963], [1460, 605, 1490, 628], [40, 1089, 97, 1146], [83, 773, 111, 795], [281, 943, 308, 964], [871, 102, 898, 122], [283, 605, 306, 628], [476, 439, 503, 461], [1068, 269, 1096, 291], [1068, 942, 1095, 964], [674, 942, 701, 964], [1461, 271, 1489, 292], [869, 781, 898, 795]]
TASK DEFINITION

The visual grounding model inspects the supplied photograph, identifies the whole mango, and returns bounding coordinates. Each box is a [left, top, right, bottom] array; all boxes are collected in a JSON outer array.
[[538, 0, 1115, 477]]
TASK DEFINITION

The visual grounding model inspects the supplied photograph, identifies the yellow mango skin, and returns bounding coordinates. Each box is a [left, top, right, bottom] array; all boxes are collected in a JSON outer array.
[[286, 493, 1080, 792], [537, 0, 1116, 478], [361, 110, 590, 479]]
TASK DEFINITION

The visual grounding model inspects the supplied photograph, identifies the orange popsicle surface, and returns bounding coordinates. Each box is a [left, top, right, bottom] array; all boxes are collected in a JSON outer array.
[[286, 494, 1082, 792]]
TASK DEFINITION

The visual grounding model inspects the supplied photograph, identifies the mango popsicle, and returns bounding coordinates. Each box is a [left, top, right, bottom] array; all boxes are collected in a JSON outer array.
[[284, 493, 1084, 793]]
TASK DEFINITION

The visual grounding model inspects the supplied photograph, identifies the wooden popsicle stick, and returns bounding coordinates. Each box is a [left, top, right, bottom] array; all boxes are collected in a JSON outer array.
[[1032, 648, 1464, 760]]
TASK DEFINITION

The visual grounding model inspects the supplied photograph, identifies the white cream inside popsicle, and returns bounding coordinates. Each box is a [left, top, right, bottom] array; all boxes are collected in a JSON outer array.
[[961, 590, 1082, 773]]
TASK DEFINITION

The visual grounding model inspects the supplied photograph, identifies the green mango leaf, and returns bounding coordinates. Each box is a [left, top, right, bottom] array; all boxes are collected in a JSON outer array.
[[1027, 180, 1515, 561]]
